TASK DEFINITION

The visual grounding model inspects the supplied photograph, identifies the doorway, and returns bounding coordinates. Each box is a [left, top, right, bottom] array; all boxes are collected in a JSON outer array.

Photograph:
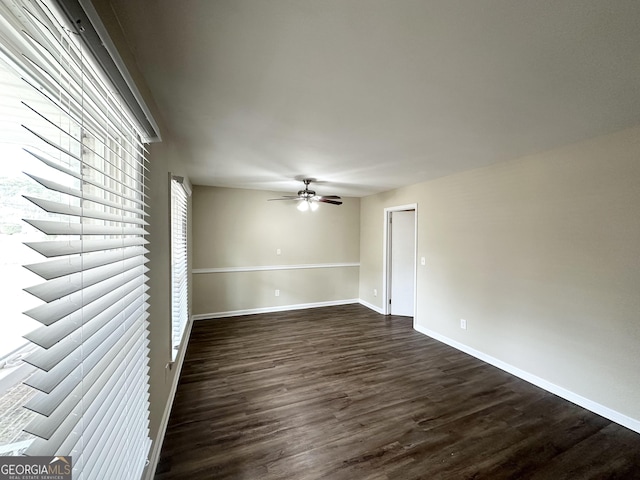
[[383, 204, 417, 317]]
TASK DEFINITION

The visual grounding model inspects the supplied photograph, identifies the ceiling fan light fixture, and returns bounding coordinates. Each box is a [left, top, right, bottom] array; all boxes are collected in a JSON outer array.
[[268, 178, 342, 209]]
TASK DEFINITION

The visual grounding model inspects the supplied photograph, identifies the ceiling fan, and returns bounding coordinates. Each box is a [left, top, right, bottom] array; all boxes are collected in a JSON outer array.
[[268, 179, 342, 211]]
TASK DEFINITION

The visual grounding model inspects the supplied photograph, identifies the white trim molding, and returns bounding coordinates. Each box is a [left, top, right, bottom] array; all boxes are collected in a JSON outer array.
[[359, 299, 384, 315], [414, 324, 640, 435], [78, 0, 161, 141], [193, 262, 359, 274], [192, 299, 359, 320], [144, 316, 194, 480]]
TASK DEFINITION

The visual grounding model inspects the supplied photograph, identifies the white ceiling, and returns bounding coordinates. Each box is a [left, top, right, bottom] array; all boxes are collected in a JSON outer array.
[[110, 0, 640, 197]]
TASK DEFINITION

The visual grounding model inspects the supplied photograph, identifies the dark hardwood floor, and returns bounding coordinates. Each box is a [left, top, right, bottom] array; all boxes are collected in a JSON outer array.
[[155, 304, 640, 479]]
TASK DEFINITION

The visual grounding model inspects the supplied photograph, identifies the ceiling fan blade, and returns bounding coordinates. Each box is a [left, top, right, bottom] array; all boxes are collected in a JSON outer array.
[[318, 195, 341, 200], [267, 197, 301, 201], [317, 198, 343, 205]]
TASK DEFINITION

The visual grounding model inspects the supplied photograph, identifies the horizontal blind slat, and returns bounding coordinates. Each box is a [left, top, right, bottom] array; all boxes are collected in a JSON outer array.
[[24, 298, 147, 373], [24, 148, 148, 206], [25, 237, 148, 257], [24, 219, 147, 236], [20, 99, 146, 188], [83, 360, 147, 478], [24, 289, 148, 350], [25, 255, 146, 302], [25, 173, 148, 217], [23, 195, 148, 225], [24, 246, 148, 280], [65, 336, 149, 459], [24, 309, 148, 419], [67, 351, 149, 475], [23, 268, 147, 325], [22, 120, 147, 198], [24, 330, 146, 449]]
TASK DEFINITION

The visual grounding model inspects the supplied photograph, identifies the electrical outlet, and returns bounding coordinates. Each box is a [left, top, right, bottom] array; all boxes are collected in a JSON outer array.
[[373, 289, 377, 297], [276, 248, 281, 255], [460, 319, 467, 330], [275, 289, 280, 297]]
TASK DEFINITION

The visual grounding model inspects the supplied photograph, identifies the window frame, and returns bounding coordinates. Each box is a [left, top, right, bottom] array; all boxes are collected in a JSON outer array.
[[170, 175, 190, 361]]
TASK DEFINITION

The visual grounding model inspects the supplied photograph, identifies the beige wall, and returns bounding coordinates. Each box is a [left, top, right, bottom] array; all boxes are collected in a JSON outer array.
[[192, 186, 360, 316], [145, 139, 192, 440], [360, 125, 640, 422]]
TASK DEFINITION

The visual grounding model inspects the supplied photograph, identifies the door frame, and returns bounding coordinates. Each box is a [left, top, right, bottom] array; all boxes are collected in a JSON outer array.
[[382, 203, 418, 317]]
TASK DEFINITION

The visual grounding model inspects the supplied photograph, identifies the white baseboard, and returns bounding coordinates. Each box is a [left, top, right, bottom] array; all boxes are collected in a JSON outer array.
[[192, 299, 359, 320], [359, 299, 384, 314], [413, 324, 640, 434], [143, 316, 194, 480]]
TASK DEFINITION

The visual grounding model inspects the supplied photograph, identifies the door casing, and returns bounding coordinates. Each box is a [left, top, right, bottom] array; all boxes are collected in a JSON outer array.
[[382, 203, 418, 322]]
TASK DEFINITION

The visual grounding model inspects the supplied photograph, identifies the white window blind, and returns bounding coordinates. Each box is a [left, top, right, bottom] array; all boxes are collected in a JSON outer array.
[[170, 176, 188, 360], [0, 0, 151, 478]]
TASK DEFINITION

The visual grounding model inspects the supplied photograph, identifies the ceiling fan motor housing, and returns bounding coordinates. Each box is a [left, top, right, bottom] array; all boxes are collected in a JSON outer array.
[[298, 188, 316, 199]]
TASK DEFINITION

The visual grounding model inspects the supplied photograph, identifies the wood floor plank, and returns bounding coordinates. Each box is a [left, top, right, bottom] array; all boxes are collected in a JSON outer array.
[[155, 304, 640, 479]]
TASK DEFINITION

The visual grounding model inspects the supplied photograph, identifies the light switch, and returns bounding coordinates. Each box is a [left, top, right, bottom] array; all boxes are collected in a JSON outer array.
[[421, 257, 426, 266]]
